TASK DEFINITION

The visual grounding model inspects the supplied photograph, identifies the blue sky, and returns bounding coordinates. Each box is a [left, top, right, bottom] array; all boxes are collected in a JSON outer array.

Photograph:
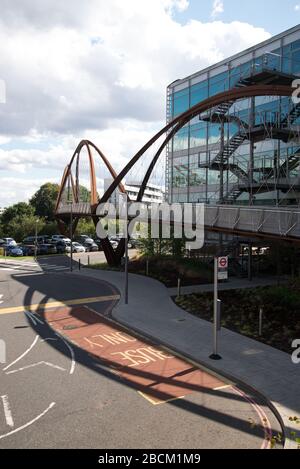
[[174, 0, 300, 35], [0, 0, 299, 207]]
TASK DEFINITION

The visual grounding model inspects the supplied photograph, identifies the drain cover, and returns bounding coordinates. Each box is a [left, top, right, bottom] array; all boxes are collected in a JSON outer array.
[[63, 324, 78, 330]]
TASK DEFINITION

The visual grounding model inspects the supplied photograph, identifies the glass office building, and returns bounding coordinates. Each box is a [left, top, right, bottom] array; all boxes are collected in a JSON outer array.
[[166, 25, 300, 207]]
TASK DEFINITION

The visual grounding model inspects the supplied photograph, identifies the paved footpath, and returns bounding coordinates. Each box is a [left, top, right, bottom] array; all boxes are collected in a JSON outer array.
[[168, 276, 287, 296], [75, 269, 300, 449]]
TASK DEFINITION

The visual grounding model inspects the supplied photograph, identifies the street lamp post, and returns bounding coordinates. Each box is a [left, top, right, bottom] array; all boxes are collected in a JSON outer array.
[[69, 201, 73, 272], [124, 226, 128, 305], [120, 193, 129, 304], [34, 219, 38, 261]]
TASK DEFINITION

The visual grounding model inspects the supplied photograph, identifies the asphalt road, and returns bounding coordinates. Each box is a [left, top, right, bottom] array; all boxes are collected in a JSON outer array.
[[0, 261, 283, 449]]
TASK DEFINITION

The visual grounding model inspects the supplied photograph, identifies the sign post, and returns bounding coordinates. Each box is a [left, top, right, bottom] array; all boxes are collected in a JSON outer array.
[[210, 256, 228, 360]]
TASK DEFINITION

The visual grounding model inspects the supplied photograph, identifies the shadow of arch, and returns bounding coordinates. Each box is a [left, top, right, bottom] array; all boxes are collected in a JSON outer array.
[[12, 270, 276, 444]]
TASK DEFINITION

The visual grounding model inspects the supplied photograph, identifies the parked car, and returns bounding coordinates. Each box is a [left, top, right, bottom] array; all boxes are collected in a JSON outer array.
[[6, 245, 23, 257], [2, 237, 17, 247], [71, 242, 86, 253], [38, 244, 57, 255], [21, 245, 36, 256], [82, 240, 98, 252], [76, 235, 94, 244], [56, 240, 71, 254], [23, 236, 51, 245], [51, 235, 71, 243], [94, 238, 103, 251]]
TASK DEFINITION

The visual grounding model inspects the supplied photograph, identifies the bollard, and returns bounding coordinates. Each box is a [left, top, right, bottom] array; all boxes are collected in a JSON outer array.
[[177, 278, 181, 298], [88, 255, 90, 266], [146, 259, 149, 276], [79, 258, 81, 271], [259, 307, 263, 336]]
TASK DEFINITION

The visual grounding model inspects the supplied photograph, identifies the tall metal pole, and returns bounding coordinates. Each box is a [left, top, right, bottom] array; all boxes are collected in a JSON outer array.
[[34, 220, 38, 261], [219, 120, 224, 203], [124, 214, 129, 305], [70, 202, 73, 272], [210, 257, 222, 360], [248, 242, 253, 281]]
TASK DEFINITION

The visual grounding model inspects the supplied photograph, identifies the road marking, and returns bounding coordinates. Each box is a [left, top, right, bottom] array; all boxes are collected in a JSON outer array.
[[0, 294, 3, 305], [25, 310, 44, 326], [1, 395, 14, 428], [6, 361, 66, 375], [213, 384, 232, 391], [3, 335, 39, 371], [137, 391, 186, 406], [55, 332, 76, 375], [0, 295, 120, 316], [232, 386, 272, 450], [0, 402, 55, 441], [6, 360, 65, 374]]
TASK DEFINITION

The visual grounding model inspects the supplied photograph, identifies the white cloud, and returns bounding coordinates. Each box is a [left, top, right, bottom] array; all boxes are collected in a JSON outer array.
[[0, 0, 271, 205], [211, 0, 224, 18]]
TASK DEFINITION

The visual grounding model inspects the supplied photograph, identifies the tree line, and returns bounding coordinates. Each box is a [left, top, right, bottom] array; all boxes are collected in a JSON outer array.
[[0, 182, 95, 242]]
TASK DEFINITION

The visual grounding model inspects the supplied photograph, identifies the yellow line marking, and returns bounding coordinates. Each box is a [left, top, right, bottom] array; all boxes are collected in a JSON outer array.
[[213, 385, 232, 391], [137, 391, 186, 406], [0, 295, 120, 316]]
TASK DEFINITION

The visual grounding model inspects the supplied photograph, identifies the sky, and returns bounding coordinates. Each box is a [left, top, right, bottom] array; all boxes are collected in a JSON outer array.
[[0, 0, 299, 207]]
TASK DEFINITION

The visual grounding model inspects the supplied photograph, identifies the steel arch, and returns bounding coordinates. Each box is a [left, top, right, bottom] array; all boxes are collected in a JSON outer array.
[[55, 85, 294, 265]]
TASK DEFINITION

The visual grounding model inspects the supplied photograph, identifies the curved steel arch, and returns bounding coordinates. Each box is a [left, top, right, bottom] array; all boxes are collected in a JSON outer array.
[[56, 85, 293, 265], [100, 85, 293, 205], [55, 139, 128, 265]]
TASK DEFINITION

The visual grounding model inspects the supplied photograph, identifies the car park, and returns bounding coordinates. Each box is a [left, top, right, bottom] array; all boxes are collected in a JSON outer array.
[[38, 244, 57, 255], [56, 240, 71, 254], [6, 245, 23, 257], [94, 238, 103, 251], [76, 235, 94, 244], [51, 235, 71, 243], [83, 240, 98, 252], [71, 242, 86, 253], [2, 237, 17, 247], [23, 235, 52, 245], [21, 245, 36, 256]]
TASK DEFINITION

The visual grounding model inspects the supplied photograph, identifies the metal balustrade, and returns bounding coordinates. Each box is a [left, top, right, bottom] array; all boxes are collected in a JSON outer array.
[[56, 202, 300, 242]]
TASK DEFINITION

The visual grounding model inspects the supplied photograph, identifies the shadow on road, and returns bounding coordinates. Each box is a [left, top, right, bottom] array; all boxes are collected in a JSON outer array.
[[9, 265, 279, 446]]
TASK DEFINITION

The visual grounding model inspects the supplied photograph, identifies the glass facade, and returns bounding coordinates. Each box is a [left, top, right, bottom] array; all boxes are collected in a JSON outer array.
[[167, 26, 300, 206]]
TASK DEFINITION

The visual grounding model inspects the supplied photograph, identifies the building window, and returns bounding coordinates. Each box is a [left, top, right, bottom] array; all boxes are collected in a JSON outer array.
[[173, 88, 189, 117], [190, 80, 208, 106], [190, 123, 207, 148], [173, 127, 189, 151]]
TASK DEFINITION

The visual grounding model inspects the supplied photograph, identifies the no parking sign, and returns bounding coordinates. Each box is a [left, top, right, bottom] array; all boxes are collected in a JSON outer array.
[[217, 256, 228, 280]]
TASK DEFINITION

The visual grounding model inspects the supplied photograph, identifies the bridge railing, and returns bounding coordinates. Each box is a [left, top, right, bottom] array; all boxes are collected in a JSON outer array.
[[205, 205, 300, 238], [56, 202, 300, 240], [56, 202, 92, 216]]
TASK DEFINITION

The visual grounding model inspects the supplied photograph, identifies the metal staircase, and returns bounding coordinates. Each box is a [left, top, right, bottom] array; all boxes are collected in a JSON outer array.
[[279, 148, 300, 176], [223, 184, 244, 203], [281, 102, 300, 127], [210, 131, 247, 167], [227, 164, 251, 183], [201, 99, 235, 122]]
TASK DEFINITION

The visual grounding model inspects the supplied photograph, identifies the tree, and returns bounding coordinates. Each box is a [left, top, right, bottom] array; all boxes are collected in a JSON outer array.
[[0, 202, 34, 226], [30, 183, 59, 221], [75, 218, 96, 237], [6, 215, 45, 242]]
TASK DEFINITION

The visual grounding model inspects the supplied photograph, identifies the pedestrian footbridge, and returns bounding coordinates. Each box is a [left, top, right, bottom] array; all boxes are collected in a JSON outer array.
[[56, 202, 300, 244]]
